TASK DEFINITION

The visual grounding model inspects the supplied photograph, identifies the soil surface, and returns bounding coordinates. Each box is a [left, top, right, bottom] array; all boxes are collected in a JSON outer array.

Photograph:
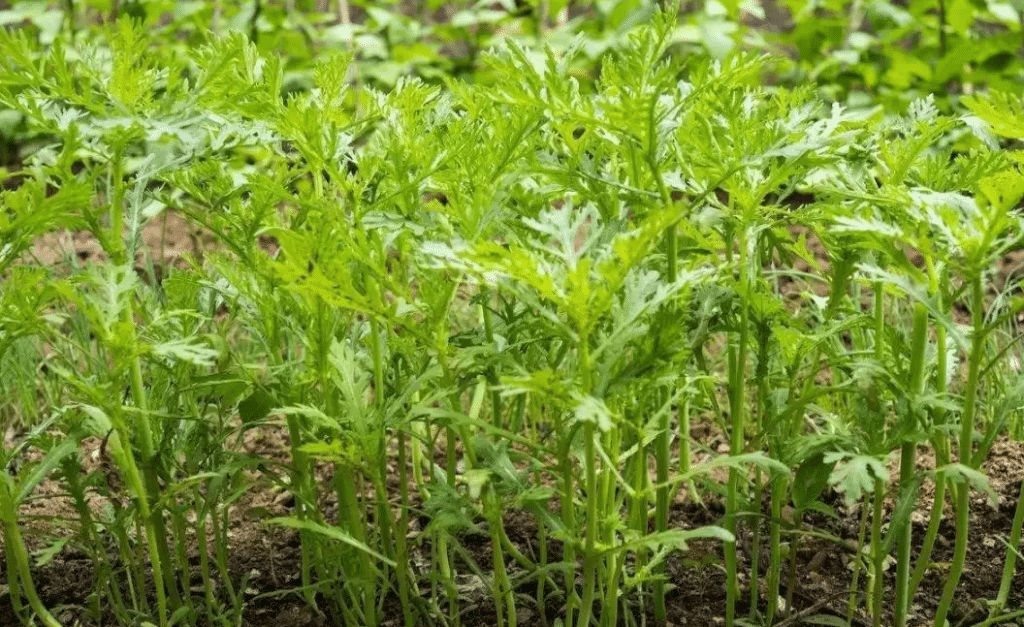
[[3, 421, 1023, 627], [3, 216, 1024, 627]]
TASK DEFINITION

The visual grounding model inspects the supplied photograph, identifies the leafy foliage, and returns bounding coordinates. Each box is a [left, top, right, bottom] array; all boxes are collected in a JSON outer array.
[[0, 5, 1023, 627]]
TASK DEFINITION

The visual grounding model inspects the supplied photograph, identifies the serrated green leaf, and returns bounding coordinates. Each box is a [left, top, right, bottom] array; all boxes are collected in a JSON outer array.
[[825, 453, 887, 506], [619, 525, 735, 553], [150, 338, 219, 366]]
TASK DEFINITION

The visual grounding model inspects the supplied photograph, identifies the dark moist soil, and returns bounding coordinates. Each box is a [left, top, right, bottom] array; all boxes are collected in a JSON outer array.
[[3, 425, 1023, 627], [3, 217, 1024, 627]]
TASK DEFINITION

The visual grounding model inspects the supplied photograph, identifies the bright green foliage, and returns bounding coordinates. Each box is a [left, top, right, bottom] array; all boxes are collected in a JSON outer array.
[[0, 6, 1023, 627], [761, 0, 1024, 111]]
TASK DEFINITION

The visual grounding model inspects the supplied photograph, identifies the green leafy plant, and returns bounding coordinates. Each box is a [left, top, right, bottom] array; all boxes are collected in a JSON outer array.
[[1, 6, 1023, 627]]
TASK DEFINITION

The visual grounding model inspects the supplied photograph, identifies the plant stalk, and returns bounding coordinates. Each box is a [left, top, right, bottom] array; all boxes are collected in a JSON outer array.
[[933, 275, 985, 627], [725, 226, 751, 627], [895, 302, 929, 626]]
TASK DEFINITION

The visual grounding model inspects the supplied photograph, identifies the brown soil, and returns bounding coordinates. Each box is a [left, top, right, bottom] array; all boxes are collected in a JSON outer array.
[[3, 423, 1023, 627]]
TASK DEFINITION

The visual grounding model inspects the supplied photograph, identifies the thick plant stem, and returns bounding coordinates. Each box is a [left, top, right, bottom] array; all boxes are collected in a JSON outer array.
[[600, 429, 619, 627], [0, 480, 63, 627], [910, 322, 949, 601], [748, 467, 762, 619], [935, 485, 972, 625], [765, 475, 785, 624], [196, 508, 225, 626], [481, 290, 504, 429], [908, 474, 945, 595], [109, 425, 170, 627], [535, 467, 550, 627], [934, 275, 985, 627], [286, 408, 318, 607], [603, 551, 624, 627], [557, 411, 578, 627], [336, 467, 374, 623], [369, 316, 397, 574], [629, 408, 649, 589], [870, 477, 885, 627], [132, 343, 180, 618], [654, 388, 670, 623], [994, 471, 1024, 610], [396, 429, 415, 627], [846, 493, 872, 623], [678, 393, 699, 503], [486, 487, 516, 627], [576, 424, 599, 627], [748, 331, 770, 621], [575, 336, 597, 627], [784, 510, 801, 616], [895, 303, 929, 626], [653, 135, 678, 624], [437, 405, 462, 627], [64, 458, 126, 621], [109, 146, 176, 627], [429, 279, 464, 627], [725, 227, 750, 627], [437, 533, 460, 627]]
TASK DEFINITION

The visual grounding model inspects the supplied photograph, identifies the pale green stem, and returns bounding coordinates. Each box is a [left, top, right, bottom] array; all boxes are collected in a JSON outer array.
[[994, 468, 1024, 609], [396, 429, 415, 627], [870, 478, 885, 627], [576, 338, 598, 627], [909, 322, 949, 600], [895, 302, 929, 626], [487, 487, 515, 627], [576, 424, 599, 627], [725, 227, 750, 627], [934, 275, 986, 627], [846, 492, 871, 624], [109, 144, 173, 627], [765, 475, 785, 624], [0, 480, 63, 627]]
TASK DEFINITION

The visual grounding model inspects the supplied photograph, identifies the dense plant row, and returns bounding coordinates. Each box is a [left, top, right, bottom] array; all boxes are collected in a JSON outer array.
[[1, 5, 1024, 627]]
